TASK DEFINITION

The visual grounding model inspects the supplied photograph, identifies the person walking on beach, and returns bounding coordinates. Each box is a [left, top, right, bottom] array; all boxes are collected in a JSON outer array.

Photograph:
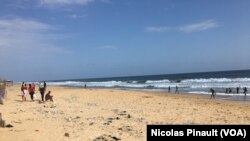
[[168, 86, 171, 93], [175, 86, 179, 94], [43, 81, 47, 91], [20, 82, 25, 95], [210, 88, 216, 99], [32, 83, 36, 92], [39, 82, 46, 102], [22, 84, 28, 101], [28, 84, 35, 101], [31, 83, 36, 100]]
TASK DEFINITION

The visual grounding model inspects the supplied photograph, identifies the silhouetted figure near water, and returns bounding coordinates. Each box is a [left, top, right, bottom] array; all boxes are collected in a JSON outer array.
[[175, 86, 179, 94], [236, 87, 240, 94], [39, 82, 46, 102], [210, 88, 216, 99], [168, 86, 170, 93], [226, 88, 232, 93], [243, 87, 248, 96]]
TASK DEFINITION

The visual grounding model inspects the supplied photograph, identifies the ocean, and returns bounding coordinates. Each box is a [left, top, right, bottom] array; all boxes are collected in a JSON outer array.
[[47, 69, 250, 97]]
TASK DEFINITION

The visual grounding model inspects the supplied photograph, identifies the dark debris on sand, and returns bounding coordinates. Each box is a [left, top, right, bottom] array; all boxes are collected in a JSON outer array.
[[103, 109, 133, 126], [93, 134, 121, 141], [64, 132, 70, 137], [5, 124, 14, 128]]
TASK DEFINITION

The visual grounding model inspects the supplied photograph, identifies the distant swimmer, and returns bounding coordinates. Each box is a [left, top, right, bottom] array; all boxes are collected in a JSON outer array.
[[210, 88, 216, 99]]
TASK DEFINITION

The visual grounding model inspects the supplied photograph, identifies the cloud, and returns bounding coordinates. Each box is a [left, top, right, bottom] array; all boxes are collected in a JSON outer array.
[[35, 0, 114, 8], [0, 18, 65, 54], [178, 20, 218, 33], [145, 26, 171, 32], [68, 14, 88, 19], [145, 20, 218, 33], [38, 0, 95, 6], [100, 0, 114, 4], [0, 18, 70, 80], [0, 18, 53, 32], [7, 0, 111, 10]]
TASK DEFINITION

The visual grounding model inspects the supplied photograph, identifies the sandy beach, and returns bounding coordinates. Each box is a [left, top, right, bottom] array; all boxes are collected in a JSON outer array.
[[1, 85, 250, 141]]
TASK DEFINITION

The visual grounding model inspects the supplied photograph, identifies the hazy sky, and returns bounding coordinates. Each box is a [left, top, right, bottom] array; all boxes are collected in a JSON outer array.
[[0, 0, 250, 81]]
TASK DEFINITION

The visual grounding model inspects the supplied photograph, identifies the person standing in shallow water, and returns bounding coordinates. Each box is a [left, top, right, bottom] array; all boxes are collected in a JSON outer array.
[[243, 87, 248, 96], [236, 87, 240, 94], [210, 88, 216, 99], [175, 86, 179, 94], [168, 86, 170, 93]]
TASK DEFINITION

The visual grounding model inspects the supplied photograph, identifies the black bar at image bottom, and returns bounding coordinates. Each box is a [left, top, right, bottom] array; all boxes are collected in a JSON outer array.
[[147, 125, 250, 141]]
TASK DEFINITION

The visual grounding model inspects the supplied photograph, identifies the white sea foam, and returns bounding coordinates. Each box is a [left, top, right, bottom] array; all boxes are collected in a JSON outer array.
[[182, 78, 250, 83], [47, 77, 250, 94], [146, 79, 171, 83], [188, 91, 246, 96]]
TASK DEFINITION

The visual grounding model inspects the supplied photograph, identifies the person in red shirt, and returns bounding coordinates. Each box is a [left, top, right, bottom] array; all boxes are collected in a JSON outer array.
[[28, 84, 35, 101]]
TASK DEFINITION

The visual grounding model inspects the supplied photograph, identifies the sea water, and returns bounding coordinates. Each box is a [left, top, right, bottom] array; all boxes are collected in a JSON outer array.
[[47, 70, 250, 97]]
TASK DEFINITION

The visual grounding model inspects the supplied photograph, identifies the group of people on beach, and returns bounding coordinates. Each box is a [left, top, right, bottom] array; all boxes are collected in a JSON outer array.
[[168, 86, 179, 94], [20, 81, 47, 102], [210, 87, 248, 99], [225, 87, 248, 94]]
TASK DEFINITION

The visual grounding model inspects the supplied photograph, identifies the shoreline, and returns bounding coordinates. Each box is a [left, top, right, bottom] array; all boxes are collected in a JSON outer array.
[[1, 85, 250, 141], [48, 85, 250, 103], [13, 82, 250, 102]]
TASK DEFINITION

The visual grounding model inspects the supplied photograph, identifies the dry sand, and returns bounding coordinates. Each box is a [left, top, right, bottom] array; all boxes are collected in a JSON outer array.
[[1, 85, 250, 141]]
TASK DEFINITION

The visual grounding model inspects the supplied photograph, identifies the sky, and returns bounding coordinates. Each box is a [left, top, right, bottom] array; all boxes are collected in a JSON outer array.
[[0, 0, 250, 81]]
